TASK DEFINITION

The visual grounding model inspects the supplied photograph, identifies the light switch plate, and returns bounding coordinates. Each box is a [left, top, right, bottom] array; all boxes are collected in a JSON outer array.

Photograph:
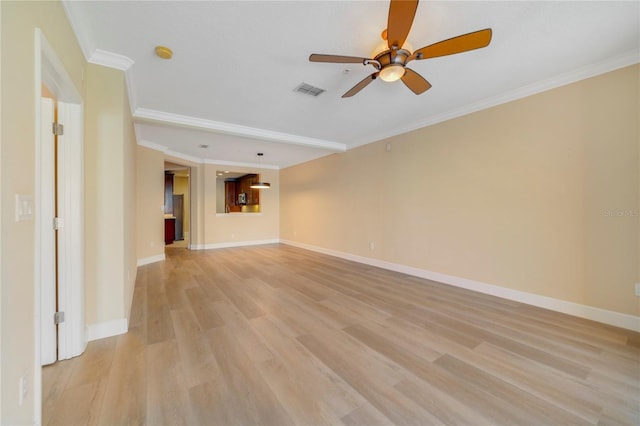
[[15, 194, 34, 222], [635, 283, 640, 297]]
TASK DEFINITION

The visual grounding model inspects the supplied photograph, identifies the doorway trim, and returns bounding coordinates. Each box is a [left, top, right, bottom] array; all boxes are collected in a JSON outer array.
[[34, 28, 85, 424]]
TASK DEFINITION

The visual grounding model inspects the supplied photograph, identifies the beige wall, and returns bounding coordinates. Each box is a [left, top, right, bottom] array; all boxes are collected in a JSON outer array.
[[137, 146, 165, 261], [1, 1, 85, 422], [84, 62, 137, 327], [122, 81, 137, 318], [281, 65, 639, 317], [190, 161, 206, 247]]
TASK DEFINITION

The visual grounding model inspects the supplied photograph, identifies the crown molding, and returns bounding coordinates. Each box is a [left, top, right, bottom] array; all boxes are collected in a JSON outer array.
[[88, 49, 135, 71], [350, 50, 640, 148], [133, 108, 346, 153]]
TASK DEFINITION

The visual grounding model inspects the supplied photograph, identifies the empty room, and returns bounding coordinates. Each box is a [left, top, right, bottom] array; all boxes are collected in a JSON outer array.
[[1, 0, 639, 425]]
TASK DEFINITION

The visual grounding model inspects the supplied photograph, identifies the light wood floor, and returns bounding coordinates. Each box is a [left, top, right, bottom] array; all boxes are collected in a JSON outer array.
[[43, 244, 640, 425]]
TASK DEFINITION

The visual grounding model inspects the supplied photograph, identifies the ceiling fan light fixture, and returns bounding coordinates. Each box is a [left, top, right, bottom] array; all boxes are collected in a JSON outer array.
[[379, 64, 405, 82], [250, 182, 271, 189]]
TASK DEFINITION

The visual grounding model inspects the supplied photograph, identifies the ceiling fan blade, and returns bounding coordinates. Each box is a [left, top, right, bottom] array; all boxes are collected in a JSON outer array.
[[387, 0, 419, 49], [401, 68, 431, 95], [309, 54, 370, 64], [410, 28, 492, 60], [342, 73, 378, 98]]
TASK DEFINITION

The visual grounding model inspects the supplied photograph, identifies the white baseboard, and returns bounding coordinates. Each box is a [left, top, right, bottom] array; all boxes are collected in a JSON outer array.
[[191, 238, 279, 250], [280, 239, 640, 332], [86, 318, 128, 341], [137, 253, 165, 266]]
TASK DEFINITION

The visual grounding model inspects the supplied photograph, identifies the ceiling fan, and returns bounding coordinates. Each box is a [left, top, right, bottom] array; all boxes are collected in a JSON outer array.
[[309, 0, 492, 98]]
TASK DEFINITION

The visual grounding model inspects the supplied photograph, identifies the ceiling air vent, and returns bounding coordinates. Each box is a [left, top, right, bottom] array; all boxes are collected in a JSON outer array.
[[294, 82, 325, 97]]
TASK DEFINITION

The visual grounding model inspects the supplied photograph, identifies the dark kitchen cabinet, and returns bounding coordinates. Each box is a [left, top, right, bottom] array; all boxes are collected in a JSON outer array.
[[164, 217, 175, 245], [222, 174, 260, 212], [225, 181, 237, 207], [238, 174, 260, 205]]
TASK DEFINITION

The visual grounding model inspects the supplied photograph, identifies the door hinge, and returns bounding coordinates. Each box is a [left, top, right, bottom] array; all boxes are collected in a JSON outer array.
[[54, 311, 65, 325], [52, 122, 64, 136], [53, 217, 63, 230]]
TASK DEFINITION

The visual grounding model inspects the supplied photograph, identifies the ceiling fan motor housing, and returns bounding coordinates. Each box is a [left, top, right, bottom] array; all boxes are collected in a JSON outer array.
[[374, 48, 412, 81], [374, 48, 412, 69]]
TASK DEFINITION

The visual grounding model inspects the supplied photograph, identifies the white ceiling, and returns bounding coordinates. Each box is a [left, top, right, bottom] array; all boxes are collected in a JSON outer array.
[[63, 1, 639, 169]]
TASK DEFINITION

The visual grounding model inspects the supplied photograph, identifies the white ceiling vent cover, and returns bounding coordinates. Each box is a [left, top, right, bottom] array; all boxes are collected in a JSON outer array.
[[294, 83, 325, 97]]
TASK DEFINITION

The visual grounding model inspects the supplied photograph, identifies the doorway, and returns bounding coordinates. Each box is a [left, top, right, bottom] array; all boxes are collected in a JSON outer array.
[[35, 28, 85, 424], [40, 91, 58, 366], [38, 89, 85, 365], [164, 162, 191, 248]]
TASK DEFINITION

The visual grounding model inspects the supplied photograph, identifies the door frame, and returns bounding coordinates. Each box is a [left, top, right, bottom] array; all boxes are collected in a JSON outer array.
[[34, 28, 85, 424]]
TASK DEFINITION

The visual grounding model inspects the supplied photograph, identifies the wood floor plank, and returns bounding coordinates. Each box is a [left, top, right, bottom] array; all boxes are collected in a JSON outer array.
[[460, 341, 603, 423], [206, 326, 294, 426], [164, 273, 196, 310], [340, 403, 395, 426], [97, 332, 147, 425], [346, 320, 442, 362], [192, 273, 226, 301], [145, 285, 175, 345], [65, 336, 117, 388], [188, 378, 249, 426], [394, 378, 492, 425], [216, 277, 266, 319], [42, 357, 77, 425], [146, 339, 195, 425], [46, 379, 107, 426], [43, 244, 640, 426], [433, 354, 587, 424], [297, 333, 441, 425], [257, 357, 346, 425], [251, 315, 363, 421], [184, 286, 225, 330], [416, 289, 605, 359], [319, 291, 392, 325], [171, 308, 222, 389], [339, 323, 525, 424], [212, 299, 274, 364], [128, 284, 147, 344], [405, 303, 592, 379]]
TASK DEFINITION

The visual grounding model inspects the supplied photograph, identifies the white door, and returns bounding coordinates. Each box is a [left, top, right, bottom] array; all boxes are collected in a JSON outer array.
[[40, 98, 57, 365], [40, 98, 85, 365], [56, 100, 85, 361]]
